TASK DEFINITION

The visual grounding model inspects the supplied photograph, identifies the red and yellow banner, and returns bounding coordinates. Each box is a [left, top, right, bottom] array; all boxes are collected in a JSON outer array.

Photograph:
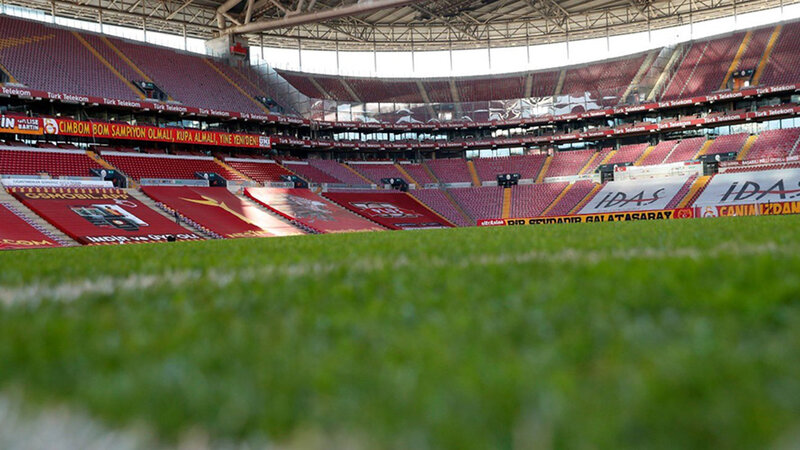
[[695, 201, 800, 218], [477, 208, 694, 226], [43, 118, 269, 148]]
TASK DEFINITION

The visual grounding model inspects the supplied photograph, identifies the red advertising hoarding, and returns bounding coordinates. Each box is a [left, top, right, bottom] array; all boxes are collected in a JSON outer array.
[[8, 187, 203, 245]]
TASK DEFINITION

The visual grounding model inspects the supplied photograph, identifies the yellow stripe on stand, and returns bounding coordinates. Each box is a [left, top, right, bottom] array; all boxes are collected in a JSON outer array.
[[720, 31, 752, 90], [467, 160, 482, 187], [678, 175, 712, 208], [535, 156, 553, 183], [395, 163, 420, 188], [0, 60, 18, 83], [569, 183, 603, 215], [737, 135, 758, 161], [634, 145, 655, 166], [204, 59, 270, 114], [72, 32, 144, 99], [693, 140, 714, 159], [578, 152, 600, 175], [344, 163, 375, 185], [752, 25, 782, 85], [215, 159, 254, 182], [542, 183, 573, 216], [501, 187, 512, 219]]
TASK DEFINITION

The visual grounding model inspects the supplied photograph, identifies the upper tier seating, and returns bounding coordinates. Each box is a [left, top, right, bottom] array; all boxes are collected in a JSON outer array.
[[402, 163, 437, 185], [277, 71, 327, 99], [107, 37, 264, 114], [510, 183, 568, 218], [313, 77, 355, 102], [343, 78, 422, 103], [662, 33, 744, 100], [544, 150, 594, 178], [704, 133, 749, 156], [562, 54, 649, 105], [760, 22, 800, 86], [421, 80, 454, 103], [100, 152, 245, 181], [744, 127, 800, 160], [0, 15, 140, 101], [426, 159, 474, 184], [582, 148, 614, 173], [224, 158, 295, 183], [456, 76, 526, 102], [639, 141, 677, 166], [663, 137, 707, 164], [544, 181, 597, 216], [606, 143, 650, 165], [449, 186, 504, 221], [734, 27, 773, 76], [0, 147, 98, 177], [473, 155, 548, 182], [411, 189, 473, 227]]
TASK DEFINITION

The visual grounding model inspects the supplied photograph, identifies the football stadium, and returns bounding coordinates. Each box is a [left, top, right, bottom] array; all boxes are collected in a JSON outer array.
[[2, 0, 800, 447]]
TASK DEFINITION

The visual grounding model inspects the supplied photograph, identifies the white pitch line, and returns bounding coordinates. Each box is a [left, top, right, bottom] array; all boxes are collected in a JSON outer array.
[[0, 241, 794, 308]]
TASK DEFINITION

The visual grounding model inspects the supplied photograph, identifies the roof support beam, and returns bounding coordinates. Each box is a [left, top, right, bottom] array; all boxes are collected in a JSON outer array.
[[222, 0, 427, 35]]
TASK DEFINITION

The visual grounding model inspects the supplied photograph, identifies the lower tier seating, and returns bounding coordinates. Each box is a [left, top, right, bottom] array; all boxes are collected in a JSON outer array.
[[101, 152, 245, 181], [0, 147, 99, 177], [224, 158, 295, 183], [449, 186, 504, 221], [411, 189, 473, 227]]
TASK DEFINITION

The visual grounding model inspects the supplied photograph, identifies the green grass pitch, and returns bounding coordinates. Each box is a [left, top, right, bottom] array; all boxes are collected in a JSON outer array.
[[1, 215, 800, 449]]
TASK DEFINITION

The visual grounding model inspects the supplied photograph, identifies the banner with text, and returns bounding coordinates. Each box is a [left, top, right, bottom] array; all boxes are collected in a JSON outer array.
[[43, 118, 269, 148], [694, 168, 800, 207], [580, 176, 690, 214], [8, 187, 203, 245], [478, 208, 694, 227]]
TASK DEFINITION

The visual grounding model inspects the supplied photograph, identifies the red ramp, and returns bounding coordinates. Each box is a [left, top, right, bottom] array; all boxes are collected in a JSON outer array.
[[0, 203, 62, 250], [141, 186, 303, 239], [323, 191, 453, 230], [9, 187, 203, 245], [245, 188, 385, 234]]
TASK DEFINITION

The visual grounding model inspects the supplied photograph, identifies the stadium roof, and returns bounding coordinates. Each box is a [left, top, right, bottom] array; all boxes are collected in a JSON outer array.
[[5, 0, 797, 50]]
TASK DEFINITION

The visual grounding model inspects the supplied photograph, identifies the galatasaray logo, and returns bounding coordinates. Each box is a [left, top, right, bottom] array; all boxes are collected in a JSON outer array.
[[286, 195, 334, 222], [701, 206, 719, 218], [43, 118, 59, 135], [351, 202, 421, 219]]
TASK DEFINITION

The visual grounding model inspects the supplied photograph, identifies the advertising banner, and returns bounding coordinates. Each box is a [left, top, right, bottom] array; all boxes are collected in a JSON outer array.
[[43, 118, 268, 149], [0, 203, 61, 250], [478, 208, 694, 227], [695, 201, 800, 218], [245, 188, 385, 234], [694, 168, 800, 207], [580, 176, 690, 214], [140, 186, 304, 238], [0, 116, 42, 135], [323, 191, 454, 230], [8, 187, 203, 245]]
